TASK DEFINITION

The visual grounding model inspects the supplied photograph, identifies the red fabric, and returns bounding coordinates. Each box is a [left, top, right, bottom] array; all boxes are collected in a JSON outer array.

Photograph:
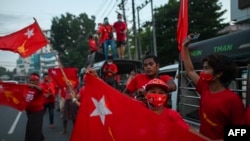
[[241, 106, 250, 125], [88, 38, 98, 52], [113, 21, 127, 41], [48, 68, 79, 88], [0, 82, 29, 111], [177, 0, 188, 60], [160, 108, 190, 130], [196, 79, 245, 140], [0, 21, 48, 58], [70, 74, 206, 141], [40, 81, 56, 104], [126, 74, 172, 95], [25, 85, 44, 113]]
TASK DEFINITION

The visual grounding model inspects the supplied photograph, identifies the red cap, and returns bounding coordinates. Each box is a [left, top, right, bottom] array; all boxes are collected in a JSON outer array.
[[145, 78, 169, 92]]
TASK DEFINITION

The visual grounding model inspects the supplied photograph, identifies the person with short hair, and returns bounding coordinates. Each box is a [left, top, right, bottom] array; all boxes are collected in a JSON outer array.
[[99, 17, 117, 60], [103, 55, 118, 88], [113, 13, 127, 59], [123, 54, 176, 100]]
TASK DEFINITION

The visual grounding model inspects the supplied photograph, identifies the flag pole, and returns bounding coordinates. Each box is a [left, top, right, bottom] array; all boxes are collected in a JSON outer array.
[[49, 46, 75, 94]]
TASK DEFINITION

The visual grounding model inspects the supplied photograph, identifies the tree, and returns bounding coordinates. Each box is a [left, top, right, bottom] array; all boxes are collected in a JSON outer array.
[[50, 13, 96, 69], [140, 0, 228, 66]]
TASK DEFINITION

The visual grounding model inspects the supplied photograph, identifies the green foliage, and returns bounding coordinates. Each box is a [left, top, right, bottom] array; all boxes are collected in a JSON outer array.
[[139, 0, 229, 66], [50, 13, 96, 70]]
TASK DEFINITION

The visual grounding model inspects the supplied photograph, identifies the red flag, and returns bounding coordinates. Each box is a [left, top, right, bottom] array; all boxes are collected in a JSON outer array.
[[177, 0, 188, 60], [48, 68, 79, 88], [70, 74, 206, 141], [0, 20, 48, 58], [0, 82, 29, 111]]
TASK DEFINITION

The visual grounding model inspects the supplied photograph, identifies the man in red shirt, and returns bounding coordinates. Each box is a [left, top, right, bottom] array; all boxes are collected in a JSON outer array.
[[87, 35, 98, 66], [98, 17, 117, 60], [40, 73, 56, 128], [25, 72, 44, 141], [103, 55, 118, 88], [124, 54, 176, 100], [113, 13, 127, 59]]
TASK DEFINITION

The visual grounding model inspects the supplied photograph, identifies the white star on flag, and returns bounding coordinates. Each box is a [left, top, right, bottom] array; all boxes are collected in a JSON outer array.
[[24, 28, 34, 38], [90, 95, 112, 125]]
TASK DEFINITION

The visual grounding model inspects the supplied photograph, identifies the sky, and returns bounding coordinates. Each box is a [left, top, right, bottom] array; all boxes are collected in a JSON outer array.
[[0, 0, 230, 71]]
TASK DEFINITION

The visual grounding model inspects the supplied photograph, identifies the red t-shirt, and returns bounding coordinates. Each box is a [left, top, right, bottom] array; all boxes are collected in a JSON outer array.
[[103, 63, 118, 79], [241, 106, 250, 125], [88, 38, 98, 51], [160, 108, 190, 130], [99, 24, 113, 44], [25, 87, 44, 113], [196, 79, 245, 140], [40, 81, 56, 104], [113, 21, 127, 41], [125, 74, 172, 95]]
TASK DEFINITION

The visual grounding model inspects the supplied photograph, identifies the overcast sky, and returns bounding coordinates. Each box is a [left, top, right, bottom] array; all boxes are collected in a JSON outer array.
[[0, 0, 230, 71]]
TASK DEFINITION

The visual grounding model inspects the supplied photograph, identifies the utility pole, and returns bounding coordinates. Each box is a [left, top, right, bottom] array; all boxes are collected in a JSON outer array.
[[132, 0, 138, 60], [137, 7, 142, 60], [151, 0, 157, 56], [121, 0, 131, 59]]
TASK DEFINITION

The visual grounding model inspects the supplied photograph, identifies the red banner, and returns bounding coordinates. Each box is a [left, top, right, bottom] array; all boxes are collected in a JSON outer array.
[[70, 74, 206, 141], [0, 20, 48, 58], [48, 68, 79, 88], [0, 82, 29, 111], [177, 0, 188, 60]]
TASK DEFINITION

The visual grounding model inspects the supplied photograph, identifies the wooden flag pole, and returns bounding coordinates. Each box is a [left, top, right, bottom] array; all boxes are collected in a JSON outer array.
[[49, 46, 76, 95]]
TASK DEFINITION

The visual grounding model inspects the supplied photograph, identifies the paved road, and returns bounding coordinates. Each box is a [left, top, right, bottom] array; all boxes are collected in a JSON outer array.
[[0, 104, 74, 141]]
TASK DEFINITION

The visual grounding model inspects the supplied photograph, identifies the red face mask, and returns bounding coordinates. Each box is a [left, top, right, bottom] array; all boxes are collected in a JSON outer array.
[[199, 71, 213, 82], [146, 93, 167, 108]]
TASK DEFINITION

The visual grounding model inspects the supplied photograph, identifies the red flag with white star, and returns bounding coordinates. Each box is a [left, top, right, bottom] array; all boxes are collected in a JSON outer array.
[[70, 74, 206, 141], [0, 82, 29, 111], [0, 20, 48, 58], [48, 67, 79, 88]]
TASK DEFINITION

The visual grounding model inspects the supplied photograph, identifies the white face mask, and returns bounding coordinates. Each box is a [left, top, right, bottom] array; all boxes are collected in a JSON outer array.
[[118, 18, 122, 21], [107, 62, 113, 65]]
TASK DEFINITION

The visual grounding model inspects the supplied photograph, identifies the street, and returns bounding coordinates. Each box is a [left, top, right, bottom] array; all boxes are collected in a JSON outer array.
[[0, 105, 73, 141]]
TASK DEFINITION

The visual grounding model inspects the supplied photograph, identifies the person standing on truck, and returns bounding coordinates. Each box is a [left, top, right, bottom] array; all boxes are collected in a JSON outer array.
[[113, 13, 127, 59], [123, 54, 176, 101], [182, 34, 245, 140]]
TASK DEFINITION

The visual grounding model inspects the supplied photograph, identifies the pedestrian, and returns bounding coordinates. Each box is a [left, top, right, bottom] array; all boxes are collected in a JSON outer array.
[[99, 17, 117, 60], [40, 73, 56, 128], [113, 13, 127, 59], [123, 54, 176, 100], [182, 34, 245, 140], [25, 72, 45, 141]]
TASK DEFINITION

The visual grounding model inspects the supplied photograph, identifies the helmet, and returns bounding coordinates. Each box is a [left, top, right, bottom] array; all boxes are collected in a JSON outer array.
[[145, 78, 169, 92]]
